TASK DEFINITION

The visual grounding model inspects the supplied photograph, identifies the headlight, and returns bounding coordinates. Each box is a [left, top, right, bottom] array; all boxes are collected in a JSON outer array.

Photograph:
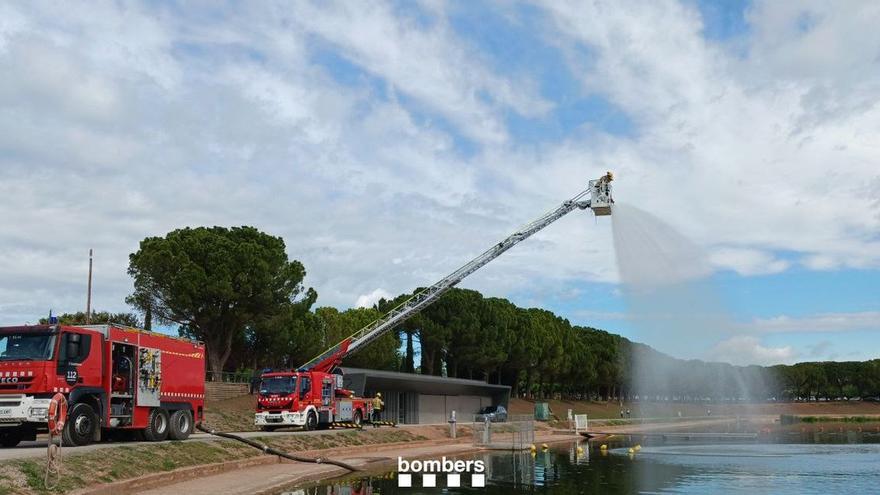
[[29, 407, 48, 419]]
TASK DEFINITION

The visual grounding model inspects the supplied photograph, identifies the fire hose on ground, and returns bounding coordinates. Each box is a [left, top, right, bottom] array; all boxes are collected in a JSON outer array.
[[195, 423, 360, 472]]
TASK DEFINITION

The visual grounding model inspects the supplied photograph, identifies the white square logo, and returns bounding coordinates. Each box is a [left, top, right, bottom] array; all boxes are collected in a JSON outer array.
[[447, 473, 461, 487], [422, 474, 436, 487], [398, 473, 412, 487], [472, 473, 486, 487]]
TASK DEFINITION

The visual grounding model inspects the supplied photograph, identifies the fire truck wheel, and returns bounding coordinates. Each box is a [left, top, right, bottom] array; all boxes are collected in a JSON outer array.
[[305, 411, 318, 431], [0, 430, 22, 448], [143, 408, 170, 442], [168, 410, 193, 441], [353, 410, 363, 427], [62, 403, 98, 446]]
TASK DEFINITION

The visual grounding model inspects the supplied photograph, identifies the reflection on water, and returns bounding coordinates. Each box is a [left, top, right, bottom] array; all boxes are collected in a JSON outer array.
[[284, 440, 880, 495]]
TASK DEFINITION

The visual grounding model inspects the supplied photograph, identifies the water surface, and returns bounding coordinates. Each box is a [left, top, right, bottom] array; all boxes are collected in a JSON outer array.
[[285, 441, 880, 494]]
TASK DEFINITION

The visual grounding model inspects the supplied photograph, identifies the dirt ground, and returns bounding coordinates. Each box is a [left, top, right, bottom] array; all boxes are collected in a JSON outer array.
[[204, 394, 261, 432]]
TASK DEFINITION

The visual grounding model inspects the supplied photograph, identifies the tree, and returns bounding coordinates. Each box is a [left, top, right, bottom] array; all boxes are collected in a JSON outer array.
[[39, 310, 141, 327], [316, 307, 401, 370], [376, 294, 418, 373], [243, 292, 321, 370], [127, 226, 314, 377]]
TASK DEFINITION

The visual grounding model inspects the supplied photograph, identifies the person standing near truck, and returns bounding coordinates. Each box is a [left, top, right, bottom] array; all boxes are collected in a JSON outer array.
[[371, 393, 384, 427]]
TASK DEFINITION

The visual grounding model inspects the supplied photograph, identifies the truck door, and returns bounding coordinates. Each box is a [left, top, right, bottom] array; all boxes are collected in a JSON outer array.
[[298, 375, 311, 404], [56, 331, 102, 389], [321, 378, 332, 407]]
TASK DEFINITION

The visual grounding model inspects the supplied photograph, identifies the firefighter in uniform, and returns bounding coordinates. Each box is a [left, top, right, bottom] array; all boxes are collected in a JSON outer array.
[[371, 392, 384, 427]]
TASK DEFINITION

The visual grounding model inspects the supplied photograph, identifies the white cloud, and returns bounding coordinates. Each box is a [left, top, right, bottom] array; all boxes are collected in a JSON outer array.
[[533, 0, 880, 273], [750, 311, 880, 333], [709, 336, 797, 366], [290, 0, 552, 145], [354, 288, 393, 309], [709, 247, 790, 276]]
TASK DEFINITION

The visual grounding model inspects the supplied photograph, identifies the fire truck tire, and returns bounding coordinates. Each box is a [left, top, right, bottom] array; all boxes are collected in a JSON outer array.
[[63, 403, 98, 446], [143, 408, 170, 442], [169, 410, 193, 441], [353, 410, 363, 427], [0, 430, 22, 448], [305, 411, 318, 431]]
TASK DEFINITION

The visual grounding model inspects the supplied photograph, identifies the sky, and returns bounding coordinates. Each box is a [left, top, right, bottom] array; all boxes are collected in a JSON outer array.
[[0, 0, 878, 366]]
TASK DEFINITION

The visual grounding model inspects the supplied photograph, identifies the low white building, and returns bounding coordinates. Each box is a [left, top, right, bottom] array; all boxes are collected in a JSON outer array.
[[341, 367, 510, 424]]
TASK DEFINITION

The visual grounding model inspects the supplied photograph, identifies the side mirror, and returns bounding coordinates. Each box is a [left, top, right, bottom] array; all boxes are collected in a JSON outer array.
[[66, 334, 82, 360]]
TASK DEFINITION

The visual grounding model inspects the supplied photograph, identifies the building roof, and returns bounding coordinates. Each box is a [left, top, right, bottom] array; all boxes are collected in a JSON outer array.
[[341, 367, 510, 397]]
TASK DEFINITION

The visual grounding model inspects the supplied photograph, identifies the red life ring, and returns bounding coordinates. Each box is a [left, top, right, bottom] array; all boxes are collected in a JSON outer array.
[[47, 393, 67, 435]]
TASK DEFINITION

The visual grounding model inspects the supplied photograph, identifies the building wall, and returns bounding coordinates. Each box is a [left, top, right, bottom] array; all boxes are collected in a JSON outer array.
[[418, 394, 492, 424], [417, 394, 445, 424], [346, 367, 510, 425]]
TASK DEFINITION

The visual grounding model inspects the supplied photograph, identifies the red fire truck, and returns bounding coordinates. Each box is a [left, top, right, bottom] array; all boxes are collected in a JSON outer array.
[[0, 323, 205, 447], [255, 173, 614, 430], [255, 361, 372, 431]]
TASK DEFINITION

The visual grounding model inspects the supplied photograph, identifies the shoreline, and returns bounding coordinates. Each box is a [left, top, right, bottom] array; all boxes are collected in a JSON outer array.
[[83, 432, 581, 495], [5, 409, 878, 494]]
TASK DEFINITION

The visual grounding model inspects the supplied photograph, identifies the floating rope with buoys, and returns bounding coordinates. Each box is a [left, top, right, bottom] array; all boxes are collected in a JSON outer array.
[[44, 393, 67, 490], [195, 423, 360, 472]]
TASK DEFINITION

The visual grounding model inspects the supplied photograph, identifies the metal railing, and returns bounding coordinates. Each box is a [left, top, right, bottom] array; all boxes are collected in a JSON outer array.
[[473, 414, 535, 450], [205, 371, 254, 383]]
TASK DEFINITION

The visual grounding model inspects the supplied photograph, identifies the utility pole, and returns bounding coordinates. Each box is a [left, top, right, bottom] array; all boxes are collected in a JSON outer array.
[[86, 248, 93, 324]]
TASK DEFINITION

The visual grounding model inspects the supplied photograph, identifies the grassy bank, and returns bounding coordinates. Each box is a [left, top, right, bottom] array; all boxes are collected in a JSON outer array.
[[508, 398, 880, 419], [786, 415, 880, 424], [0, 429, 424, 495]]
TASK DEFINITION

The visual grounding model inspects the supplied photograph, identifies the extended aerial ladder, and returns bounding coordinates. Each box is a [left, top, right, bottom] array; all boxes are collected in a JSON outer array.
[[299, 172, 615, 373]]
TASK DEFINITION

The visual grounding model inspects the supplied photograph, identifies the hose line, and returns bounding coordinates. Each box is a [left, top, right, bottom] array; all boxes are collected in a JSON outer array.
[[195, 423, 360, 472]]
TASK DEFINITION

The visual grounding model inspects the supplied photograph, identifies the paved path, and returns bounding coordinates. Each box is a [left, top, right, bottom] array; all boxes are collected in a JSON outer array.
[[134, 443, 480, 495], [132, 432, 580, 495]]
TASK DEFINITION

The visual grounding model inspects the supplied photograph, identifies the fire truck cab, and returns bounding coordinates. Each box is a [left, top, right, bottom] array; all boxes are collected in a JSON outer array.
[[0, 324, 205, 447], [254, 370, 370, 431]]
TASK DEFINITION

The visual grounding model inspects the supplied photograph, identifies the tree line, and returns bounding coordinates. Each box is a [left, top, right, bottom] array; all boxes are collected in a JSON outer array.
[[43, 225, 880, 400]]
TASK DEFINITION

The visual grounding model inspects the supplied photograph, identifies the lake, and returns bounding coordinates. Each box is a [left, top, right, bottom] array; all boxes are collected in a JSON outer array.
[[282, 439, 880, 494]]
